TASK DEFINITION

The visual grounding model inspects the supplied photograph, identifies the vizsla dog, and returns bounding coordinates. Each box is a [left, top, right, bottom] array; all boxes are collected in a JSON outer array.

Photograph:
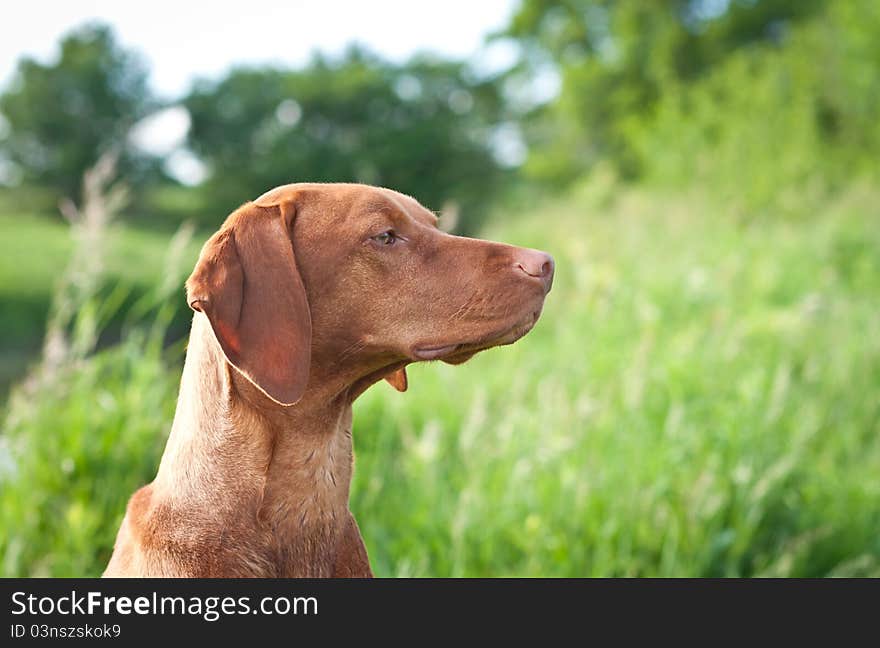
[[104, 183, 553, 577]]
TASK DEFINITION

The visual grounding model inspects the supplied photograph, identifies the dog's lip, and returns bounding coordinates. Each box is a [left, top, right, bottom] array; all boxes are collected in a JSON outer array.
[[412, 344, 460, 360]]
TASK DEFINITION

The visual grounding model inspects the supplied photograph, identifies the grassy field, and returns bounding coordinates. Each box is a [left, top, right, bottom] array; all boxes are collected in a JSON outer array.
[[2, 184, 879, 576], [0, 212, 202, 395]]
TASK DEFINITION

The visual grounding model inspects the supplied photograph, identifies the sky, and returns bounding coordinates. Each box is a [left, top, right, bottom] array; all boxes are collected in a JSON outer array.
[[2, 0, 520, 98]]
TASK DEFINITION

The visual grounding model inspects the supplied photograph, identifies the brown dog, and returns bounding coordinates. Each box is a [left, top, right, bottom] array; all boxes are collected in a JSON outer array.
[[104, 183, 553, 577]]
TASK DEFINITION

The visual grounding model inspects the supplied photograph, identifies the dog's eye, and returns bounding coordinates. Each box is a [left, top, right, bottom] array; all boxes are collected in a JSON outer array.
[[372, 230, 398, 246]]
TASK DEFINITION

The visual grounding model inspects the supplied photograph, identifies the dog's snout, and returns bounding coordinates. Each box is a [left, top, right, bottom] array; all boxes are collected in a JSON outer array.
[[515, 249, 555, 292]]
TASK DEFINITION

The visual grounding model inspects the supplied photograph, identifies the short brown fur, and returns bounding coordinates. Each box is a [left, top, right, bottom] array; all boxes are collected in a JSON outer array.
[[104, 183, 553, 577]]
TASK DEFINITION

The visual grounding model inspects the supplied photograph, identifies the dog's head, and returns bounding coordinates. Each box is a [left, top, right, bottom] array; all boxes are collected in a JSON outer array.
[[186, 183, 554, 405]]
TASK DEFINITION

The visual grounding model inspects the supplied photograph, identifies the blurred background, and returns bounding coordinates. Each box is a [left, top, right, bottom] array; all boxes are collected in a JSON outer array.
[[1, 0, 878, 577]]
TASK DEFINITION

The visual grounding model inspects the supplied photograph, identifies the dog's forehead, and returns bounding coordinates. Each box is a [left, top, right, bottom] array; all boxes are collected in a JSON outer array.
[[302, 184, 431, 225], [255, 183, 437, 228], [356, 187, 438, 226], [303, 184, 438, 229]]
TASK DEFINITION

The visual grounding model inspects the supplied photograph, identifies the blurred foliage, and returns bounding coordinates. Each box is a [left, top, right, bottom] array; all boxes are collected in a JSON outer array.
[[5, 2, 878, 224], [639, 1, 880, 214], [503, 0, 880, 207], [0, 24, 157, 202], [0, 211, 201, 400], [1, 186, 195, 576], [1, 333, 181, 576], [0, 24, 512, 234], [184, 48, 508, 233]]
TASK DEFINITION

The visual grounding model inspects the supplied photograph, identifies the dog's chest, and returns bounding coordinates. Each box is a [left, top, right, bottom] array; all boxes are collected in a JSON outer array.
[[258, 422, 355, 575]]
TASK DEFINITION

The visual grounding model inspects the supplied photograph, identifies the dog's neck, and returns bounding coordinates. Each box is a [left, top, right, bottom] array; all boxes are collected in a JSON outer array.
[[152, 315, 363, 573]]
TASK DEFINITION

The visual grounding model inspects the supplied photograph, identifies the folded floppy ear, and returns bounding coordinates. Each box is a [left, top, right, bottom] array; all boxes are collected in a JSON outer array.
[[385, 367, 408, 392], [185, 200, 311, 406]]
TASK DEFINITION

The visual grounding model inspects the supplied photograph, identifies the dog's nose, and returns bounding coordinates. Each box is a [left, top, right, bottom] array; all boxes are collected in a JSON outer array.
[[515, 249, 555, 292]]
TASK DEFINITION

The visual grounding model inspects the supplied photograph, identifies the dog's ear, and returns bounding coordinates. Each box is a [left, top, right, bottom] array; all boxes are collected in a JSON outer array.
[[186, 200, 311, 406], [385, 367, 408, 392]]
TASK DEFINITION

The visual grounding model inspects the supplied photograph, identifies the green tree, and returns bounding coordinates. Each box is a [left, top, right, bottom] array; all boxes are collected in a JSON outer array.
[[0, 23, 154, 201], [502, 0, 825, 185], [185, 48, 507, 234]]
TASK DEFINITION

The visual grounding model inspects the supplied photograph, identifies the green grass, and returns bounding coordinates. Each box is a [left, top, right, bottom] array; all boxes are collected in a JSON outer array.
[[2, 185, 879, 576], [0, 212, 202, 394]]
